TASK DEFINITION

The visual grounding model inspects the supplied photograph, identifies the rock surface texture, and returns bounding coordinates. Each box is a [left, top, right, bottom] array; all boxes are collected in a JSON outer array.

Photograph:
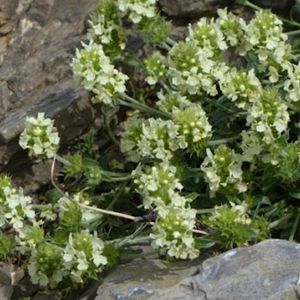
[[159, 0, 231, 18], [149, 239, 300, 300], [0, 0, 98, 191], [95, 257, 204, 300]]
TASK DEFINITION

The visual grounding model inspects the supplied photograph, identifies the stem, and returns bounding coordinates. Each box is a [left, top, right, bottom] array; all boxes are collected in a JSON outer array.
[[103, 112, 119, 145], [102, 170, 131, 177], [289, 210, 300, 241], [197, 208, 215, 214], [121, 94, 171, 118], [287, 29, 300, 36], [208, 135, 240, 146], [54, 154, 71, 166], [204, 98, 236, 114], [118, 99, 171, 119], [32, 204, 52, 209], [161, 42, 171, 51], [166, 37, 177, 46], [79, 203, 137, 221], [269, 213, 293, 229]]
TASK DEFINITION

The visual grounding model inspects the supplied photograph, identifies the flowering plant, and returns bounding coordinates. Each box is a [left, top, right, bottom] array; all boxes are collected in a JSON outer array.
[[2, 0, 300, 296]]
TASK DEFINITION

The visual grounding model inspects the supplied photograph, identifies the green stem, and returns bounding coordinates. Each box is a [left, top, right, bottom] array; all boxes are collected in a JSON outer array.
[[103, 175, 132, 182], [197, 208, 215, 214], [161, 42, 171, 51], [54, 154, 71, 166], [106, 183, 127, 210], [287, 29, 300, 36], [208, 135, 240, 146], [103, 111, 119, 145], [118, 97, 171, 119], [32, 204, 52, 209], [204, 97, 236, 114], [289, 209, 300, 241], [166, 37, 177, 46], [111, 235, 151, 247], [102, 170, 131, 177], [269, 213, 293, 229]]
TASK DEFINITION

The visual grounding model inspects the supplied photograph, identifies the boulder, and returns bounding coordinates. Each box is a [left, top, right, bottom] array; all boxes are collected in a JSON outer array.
[[252, 0, 295, 12], [159, 0, 231, 18], [150, 239, 300, 300], [0, 0, 98, 190], [95, 257, 204, 300]]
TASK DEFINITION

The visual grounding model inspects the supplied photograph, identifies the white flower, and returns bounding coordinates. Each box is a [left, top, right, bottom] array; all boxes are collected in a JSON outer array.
[[217, 8, 250, 55], [172, 103, 212, 153], [246, 88, 289, 144], [133, 163, 185, 209], [150, 206, 198, 259], [137, 118, 186, 161], [169, 41, 220, 96], [118, 0, 157, 23], [201, 146, 247, 197], [71, 42, 128, 105], [63, 231, 107, 282], [284, 62, 300, 103], [19, 112, 60, 160], [219, 68, 261, 109]]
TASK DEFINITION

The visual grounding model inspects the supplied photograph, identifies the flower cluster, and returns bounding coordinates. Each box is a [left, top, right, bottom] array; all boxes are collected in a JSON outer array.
[[204, 202, 269, 248], [133, 163, 183, 209], [0, 175, 35, 230], [133, 162, 198, 259], [19, 112, 60, 160], [117, 0, 157, 23], [121, 117, 186, 161], [144, 51, 167, 85], [87, 0, 125, 57], [219, 69, 261, 109], [156, 90, 190, 113], [188, 18, 227, 59], [247, 10, 292, 82], [28, 200, 107, 287], [169, 40, 222, 96], [246, 88, 289, 144], [201, 145, 247, 198], [271, 141, 300, 182], [137, 118, 186, 161], [150, 206, 199, 259], [284, 63, 300, 103], [120, 116, 146, 162], [28, 243, 66, 288], [172, 104, 212, 154], [71, 42, 128, 105], [63, 231, 107, 283], [138, 14, 171, 44], [217, 8, 249, 54]]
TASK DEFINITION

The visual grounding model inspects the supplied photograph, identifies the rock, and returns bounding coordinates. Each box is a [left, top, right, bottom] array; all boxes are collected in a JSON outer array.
[[95, 257, 204, 300], [150, 239, 300, 300], [159, 0, 231, 18], [0, 263, 25, 300], [0, 0, 98, 189], [0, 84, 94, 193], [252, 0, 294, 12]]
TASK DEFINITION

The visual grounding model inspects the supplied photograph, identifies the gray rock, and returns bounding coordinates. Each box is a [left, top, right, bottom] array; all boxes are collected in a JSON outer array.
[[159, 0, 231, 18], [96, 257, 204, 300], [252, 0, 294, 12], [0, 0, 98, 189], [0, 263, 25, 300], [150, 239, 300, 300]]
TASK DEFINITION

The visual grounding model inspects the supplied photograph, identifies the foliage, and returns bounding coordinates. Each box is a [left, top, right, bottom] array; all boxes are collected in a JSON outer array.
[[2, 0, 300, 295]]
